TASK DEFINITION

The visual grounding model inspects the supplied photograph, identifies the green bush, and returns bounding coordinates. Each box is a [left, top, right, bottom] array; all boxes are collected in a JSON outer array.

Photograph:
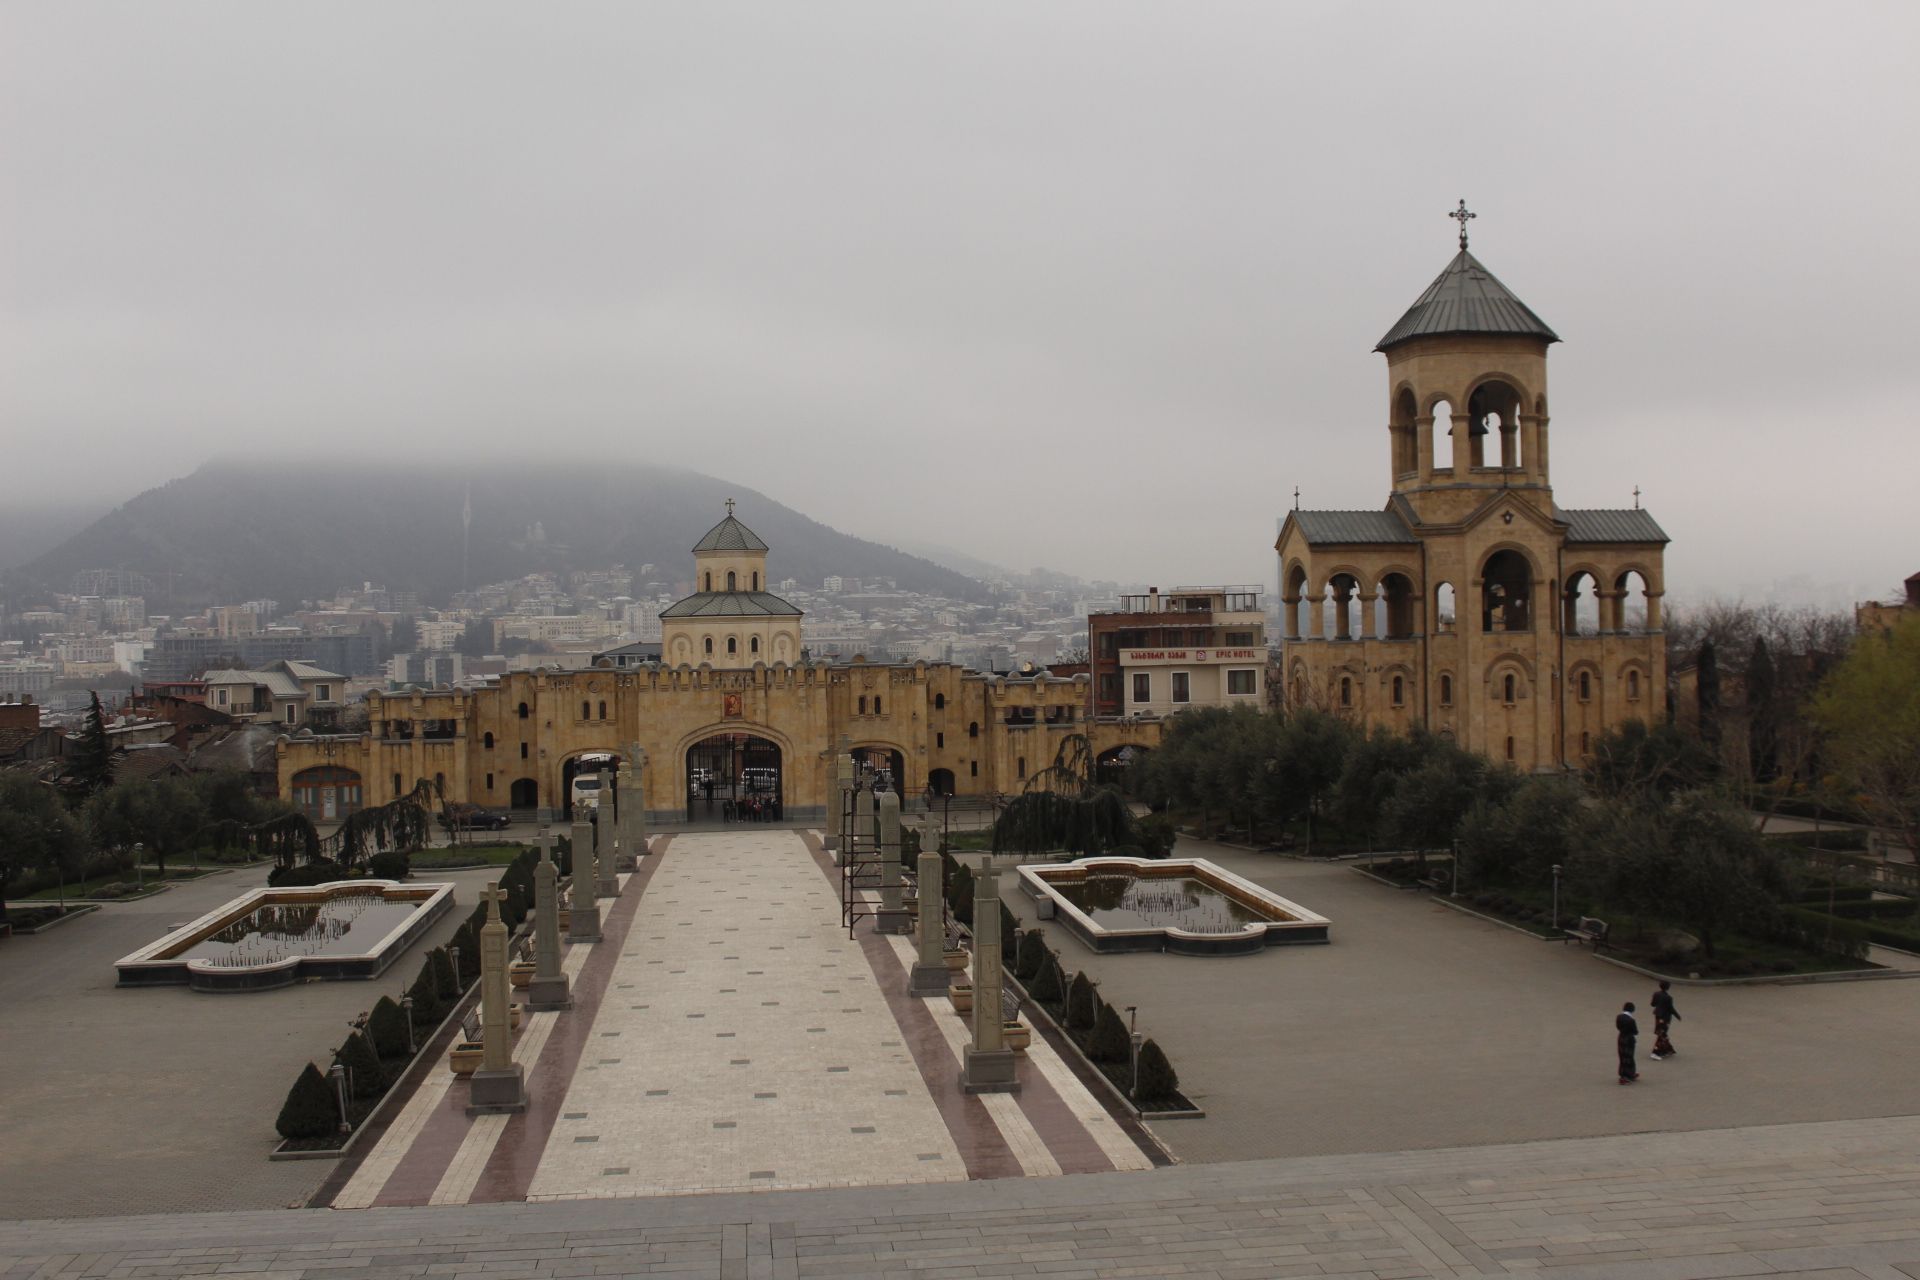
[[1066, 973, 1097, 1031], [332, 1031, 386, 1100], [267, 859, 346, 887], [1029, 953, 1065, 1006], [999, 903, 1019, 967], [1772, 906, 1872, 962], [1090, 1000, 1132, 1065], [1133, 1038, 1180, 1104], [366, 850, 410, 881], [365, 995, 411, 1060], [275, 1062, 342, 1140], [407, 961, 443, 1025], [1795, 884, 1873, 904], [430, 947, 460, 1002], [1132, 813, 1178, 859], [449, 923, 480, 984], [1015, 928, 1048, 981], [951, 865, 975, 926]]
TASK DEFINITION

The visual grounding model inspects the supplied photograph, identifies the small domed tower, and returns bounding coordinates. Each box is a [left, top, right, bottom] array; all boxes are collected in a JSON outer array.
[[1379, 202, 1558, 524], [660, 500, 804, 667]]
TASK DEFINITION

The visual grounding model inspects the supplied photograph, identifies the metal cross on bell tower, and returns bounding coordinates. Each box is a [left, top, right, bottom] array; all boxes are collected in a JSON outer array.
[[1449, 199, 1476, 251], [724, 497, 735, 517]]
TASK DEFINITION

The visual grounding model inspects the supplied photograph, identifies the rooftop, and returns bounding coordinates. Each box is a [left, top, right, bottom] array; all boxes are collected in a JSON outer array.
[[1376, 249, 1560, 353]]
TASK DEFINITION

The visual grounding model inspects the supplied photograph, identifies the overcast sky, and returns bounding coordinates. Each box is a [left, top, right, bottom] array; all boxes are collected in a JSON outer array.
[[4, 3, 1916, 606]]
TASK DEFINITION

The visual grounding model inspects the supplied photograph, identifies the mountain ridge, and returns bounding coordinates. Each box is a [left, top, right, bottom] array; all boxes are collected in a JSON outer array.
[[8, 460, 991, 609]]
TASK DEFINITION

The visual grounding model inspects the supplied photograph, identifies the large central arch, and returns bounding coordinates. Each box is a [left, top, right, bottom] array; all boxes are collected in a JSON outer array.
[[685, 729, 784, 820]]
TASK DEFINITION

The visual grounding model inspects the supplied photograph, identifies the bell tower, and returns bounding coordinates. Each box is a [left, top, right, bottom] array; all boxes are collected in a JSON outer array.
[[1379, 202, 1559, 523]]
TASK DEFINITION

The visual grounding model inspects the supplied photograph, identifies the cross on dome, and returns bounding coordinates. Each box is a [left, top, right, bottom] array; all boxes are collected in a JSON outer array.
[[1449, 199, 1476, 250], [725, 497, 735, 517]]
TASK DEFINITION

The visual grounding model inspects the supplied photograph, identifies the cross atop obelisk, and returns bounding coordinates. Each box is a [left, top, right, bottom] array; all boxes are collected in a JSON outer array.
[[1450, 199, 1475, 251], [480, 883, 507, 923]]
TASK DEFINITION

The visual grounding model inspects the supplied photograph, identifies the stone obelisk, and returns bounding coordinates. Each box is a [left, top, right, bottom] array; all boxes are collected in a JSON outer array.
[[526, 828, 572, 1011], [961, 862, 1019, 1093], [875, 788, 911, 934], [594, 777, 618, 898], [908, 838, 950, 996], [831, 739, 855, 867], [467, 883, 528, 1113], [567, 818, 602, 943]]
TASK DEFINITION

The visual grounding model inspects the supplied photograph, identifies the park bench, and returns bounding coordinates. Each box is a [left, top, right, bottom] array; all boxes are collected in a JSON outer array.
[[1564, 916, 1610, 949]]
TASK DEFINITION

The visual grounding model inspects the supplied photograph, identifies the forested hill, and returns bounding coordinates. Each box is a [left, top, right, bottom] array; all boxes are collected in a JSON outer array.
[[10, 460, 989, 608]]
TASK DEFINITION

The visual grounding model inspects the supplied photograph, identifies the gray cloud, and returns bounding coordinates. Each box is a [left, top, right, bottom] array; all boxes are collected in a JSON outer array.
[[4, 2, 1916, 603]]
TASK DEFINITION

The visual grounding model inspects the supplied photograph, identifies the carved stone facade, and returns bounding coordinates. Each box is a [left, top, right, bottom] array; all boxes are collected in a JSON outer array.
[[1276, 239, 1669, 771]]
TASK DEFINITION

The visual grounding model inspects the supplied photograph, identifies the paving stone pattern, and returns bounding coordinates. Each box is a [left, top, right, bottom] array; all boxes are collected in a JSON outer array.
[[6, 1114, 1920, 1277]]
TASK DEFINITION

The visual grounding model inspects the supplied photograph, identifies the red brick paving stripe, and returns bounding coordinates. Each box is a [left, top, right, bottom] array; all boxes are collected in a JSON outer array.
[[799, 831, 1024, 1181], [468, 837, 668, 1202]]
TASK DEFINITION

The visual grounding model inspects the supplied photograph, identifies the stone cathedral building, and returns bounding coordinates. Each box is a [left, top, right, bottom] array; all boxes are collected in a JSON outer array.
[[1276, 215, 1669, 770]]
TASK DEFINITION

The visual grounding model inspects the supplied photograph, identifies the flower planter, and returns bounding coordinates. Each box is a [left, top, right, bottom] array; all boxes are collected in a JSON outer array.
[[558, 908, 571, 931], [1003, 1021, 1030, 1053], [448, 1042, 484, 1076], [943, 949, 970, 972], [948, 984, 973, 1014], [508, 961, 535, 990], [509, 1003, 524, 1032]]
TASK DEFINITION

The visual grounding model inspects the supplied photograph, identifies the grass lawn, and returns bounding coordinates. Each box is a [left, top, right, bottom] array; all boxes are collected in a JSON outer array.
[[22, 867, 210, 900], [939, 831, 995, 852], [412, 844, 525, 868]]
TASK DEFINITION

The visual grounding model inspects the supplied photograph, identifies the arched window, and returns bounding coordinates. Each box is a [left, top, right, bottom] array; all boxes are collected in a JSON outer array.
[[1391, 386, 1418, 476], [581, 700, 590, 720], [727, 636, 737, 655], [1439, 673, 1453, 706], [1468, 379, 1524, 469], [1505, 737, 1515, 760], [1482, 550, 1534, 633], [1391, 675, 1404, 706], [704, 572, 712, 591], [434, 771, 446, 792], [858, 695, 867, 714], [1017, 756, 1026, 779], [1434, 582, 1456, 632], [934, 693, 946, 710], [968, 721, 979, 739], [1339, 676, 1352, 707], [483, 731, 495, 749], [1432, 398, 1455, 473], [517, 702, 529, 720], [726, 571, 737, 591], [393, 772, 403, 797], [598, 700, 607, 720], [485, 772, 494, 790], [1580, 731, 1590, 754], [1628, 670, 1641, 699], [936, 732, 944, 748], [750, 636, 760, 654], [970, 760, 978, 777], [1503, 673, 1516, 704], [1578, 671, 1592, 701], [520, 742, 529, 759], [752, 572, 759, 590], [873, 697, 882, 715], [704, 637, 714, 656]]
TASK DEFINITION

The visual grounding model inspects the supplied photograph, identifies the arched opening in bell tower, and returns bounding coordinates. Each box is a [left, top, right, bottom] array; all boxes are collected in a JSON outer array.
[[1480, 550, 1534, 633], [1468, 379, 1525, 470]]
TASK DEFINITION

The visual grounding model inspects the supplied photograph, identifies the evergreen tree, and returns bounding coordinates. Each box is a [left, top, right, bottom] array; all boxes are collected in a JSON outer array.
[[333, 1031, 386, 1100], [366, 996, 411, 1059], [1029, 953, 1065, 1007], [71, 691, 114, 795], [1066, 972, 1097, 1031], [1014, 927, 1048, 981], [999, 902, 1019, 968], [1697, 639, 1722, 749], [1746, 636, 1779, 782], [1133, 1039, 1180, 1104], [275, 1063, 343, 1140], [1090, 1001, 1132, 1064]]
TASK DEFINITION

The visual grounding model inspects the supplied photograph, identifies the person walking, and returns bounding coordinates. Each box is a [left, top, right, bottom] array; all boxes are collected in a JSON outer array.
[[1616, 1001, 1640, 1084], [1650, 980, 1681, 1059]]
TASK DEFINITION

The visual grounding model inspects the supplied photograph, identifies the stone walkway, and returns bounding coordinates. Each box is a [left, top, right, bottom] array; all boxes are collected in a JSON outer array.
[[324, 830, 1150, 1208], [6, 1113, 1920, 1277]]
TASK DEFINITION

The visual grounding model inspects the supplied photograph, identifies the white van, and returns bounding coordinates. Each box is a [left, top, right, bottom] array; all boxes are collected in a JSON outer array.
[[571, 774, 603, 812], [743, 767, 779, 794]]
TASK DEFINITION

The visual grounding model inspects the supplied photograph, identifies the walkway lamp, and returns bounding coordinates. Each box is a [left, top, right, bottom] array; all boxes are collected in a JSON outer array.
[[402, 995, 416, 1053], [1551, 864, 1562, 931], [328, 1062, 350, 1134], [134, 842, 144, 891], [449, 944, 462, 987]]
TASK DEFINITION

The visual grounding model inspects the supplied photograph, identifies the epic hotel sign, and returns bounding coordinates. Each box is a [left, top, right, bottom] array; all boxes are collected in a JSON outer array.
[[1119, 647, 1262, 666]]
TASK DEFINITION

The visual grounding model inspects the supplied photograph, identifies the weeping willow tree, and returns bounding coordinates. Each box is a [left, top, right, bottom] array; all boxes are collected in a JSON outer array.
[[329, 778, 440, 868], [195, 812, 321, 867], [992, 734, 1149, 859]]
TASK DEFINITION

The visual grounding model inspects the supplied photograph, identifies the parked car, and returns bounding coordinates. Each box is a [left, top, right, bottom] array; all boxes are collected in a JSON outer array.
[[438, 803, 512, 832]]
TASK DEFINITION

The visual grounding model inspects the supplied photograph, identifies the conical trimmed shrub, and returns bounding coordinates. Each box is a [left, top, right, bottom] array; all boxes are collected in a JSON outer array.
[[430, 947, 459, 1001], [333, 1030, 386, 1100], [950, 865, 975, 926], [1000, 903, 1019, 967], [1066, 973, 1097, 1031], [407, 962, 443, 1025], [275, 1062, 341, 1140], [1090, 1000, 1132, 1065], [1029, 952, 1065, 1006], [1014, 928, 1048, 981], [1134, 1038, 1179, 1104], [366, 995, 410, 1060]]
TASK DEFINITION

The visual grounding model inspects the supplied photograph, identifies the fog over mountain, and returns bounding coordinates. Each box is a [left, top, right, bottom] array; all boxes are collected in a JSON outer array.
[[9, 461, 991, 609]]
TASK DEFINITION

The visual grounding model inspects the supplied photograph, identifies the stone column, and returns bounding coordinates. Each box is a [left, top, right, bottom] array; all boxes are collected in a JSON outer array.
[[908, 844, 949, 996], [614, 760, 637, 871], [832, 745, 856, 867], [823, 750, 841, 853], [566, 818, 602, 943], [595, 777, 618, 898], [1359, 590, 1379, 640], [629, 747, 649, 856], [875, 789, 910, 935], [961, 863, 1018, 1094], [467, 884, 527, 1113], [526, 829, 571, 1011]]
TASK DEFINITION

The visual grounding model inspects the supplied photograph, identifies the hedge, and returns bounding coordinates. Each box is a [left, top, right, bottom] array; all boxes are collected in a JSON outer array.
[[1014, 928, 1048, 981], [333, 1031, 387, 1100], [1773, 906, 1873, 963], [366, 996, 411, 1059], [1066, 973, 1097, 1032], [275, 1063, 341, 1140], [1134, 1038, 1179, 1105], [1090, 1001, 1131, 1065]]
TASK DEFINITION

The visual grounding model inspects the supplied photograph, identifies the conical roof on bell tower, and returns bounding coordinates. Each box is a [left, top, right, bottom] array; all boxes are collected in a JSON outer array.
[[1375, 250, 1560, 353]]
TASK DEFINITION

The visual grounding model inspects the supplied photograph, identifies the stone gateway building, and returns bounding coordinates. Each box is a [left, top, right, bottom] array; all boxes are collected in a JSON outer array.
[[1276, 219, 1669, 770], [277, 508, 1156, 823]]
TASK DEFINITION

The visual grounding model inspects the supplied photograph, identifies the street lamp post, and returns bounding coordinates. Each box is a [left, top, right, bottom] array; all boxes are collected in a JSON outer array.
[[328, 1062, 350, 1134], [134, 842, 145, 892], [402, 994, 416, 1053], [1551, 864, 1562, 931], [449, 945, 462, 989]]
